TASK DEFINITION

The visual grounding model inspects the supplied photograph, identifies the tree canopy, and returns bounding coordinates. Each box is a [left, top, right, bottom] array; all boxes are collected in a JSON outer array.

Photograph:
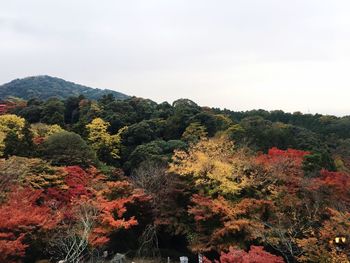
[[1, 92, 350, 262]]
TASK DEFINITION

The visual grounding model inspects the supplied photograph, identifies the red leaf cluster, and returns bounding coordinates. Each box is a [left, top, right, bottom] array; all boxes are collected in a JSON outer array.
[[226, 246, 283, 263], [255, 147, 310, 193], [33, 136, 45, 145], [310, 169, 350, 202], [0, 187, 59, 262], [45, 166, 93, 209], [90, 181, 152, 247], [0, 101, 25, 115], [256, 147, 309, 168], [204, 246, 284, 263]]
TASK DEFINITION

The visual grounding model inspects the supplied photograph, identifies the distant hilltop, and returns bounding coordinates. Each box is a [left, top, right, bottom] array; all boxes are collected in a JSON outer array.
[[0, 75, 129, 101]]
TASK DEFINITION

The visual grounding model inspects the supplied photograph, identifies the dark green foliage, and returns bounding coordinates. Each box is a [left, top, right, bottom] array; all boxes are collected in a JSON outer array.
[[124, 140, 186, 172], [164, 99, 201, 139], [236, 116, 332, 155], [303, 153, 324, 176], [226, 124, 247, 144], [40, 131, 97, 166], [98, 93, 115, 106], [99, 97, 158, 132], [41, 98, 65, 126], [154, 101, 174, 119], [124, 121, 156, 146], [3, 131, 22, 157], [21, 122, 35, 155], [0, 75, 128, 101], [239, 116, 278, 151], [64, 96, 81, 124], [303, 152, 336, 175], [4, 77, 350, 175], [16, 103, 43, 123], [123, 119, 167, 146], [225, 109, 350, 140], [190, 112, 218, 137]]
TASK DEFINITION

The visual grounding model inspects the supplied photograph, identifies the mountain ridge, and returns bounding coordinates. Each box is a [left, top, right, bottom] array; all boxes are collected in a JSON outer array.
[[0, 75, 129, 101]]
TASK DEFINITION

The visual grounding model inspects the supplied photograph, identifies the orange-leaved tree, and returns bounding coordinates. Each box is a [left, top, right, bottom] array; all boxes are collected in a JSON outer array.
[[90, 180, 152, 247], [0, 187, 59, 262]]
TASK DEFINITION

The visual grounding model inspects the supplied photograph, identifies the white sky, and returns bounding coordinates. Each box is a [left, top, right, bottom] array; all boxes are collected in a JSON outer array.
[[1, 0, 350, 116]]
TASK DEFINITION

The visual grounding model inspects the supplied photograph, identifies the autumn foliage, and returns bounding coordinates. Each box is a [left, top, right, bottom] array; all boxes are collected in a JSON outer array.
[[170, 136, 253, 195], [44, 166, 94, 209], [310, 169, 350, 203], [169, 137, 350, 262], [90, 180, 151, 247], [188, 195, 272, 252], [0, 187, 58, 262], [1, 123, 350, 262], [2, 84, 350, 262], [204, 246, 284, 263]]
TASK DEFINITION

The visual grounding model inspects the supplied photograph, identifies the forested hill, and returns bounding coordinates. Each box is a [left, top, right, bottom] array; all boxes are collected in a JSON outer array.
[[1, 89, 350, 262], [0, 75, 129, 100]]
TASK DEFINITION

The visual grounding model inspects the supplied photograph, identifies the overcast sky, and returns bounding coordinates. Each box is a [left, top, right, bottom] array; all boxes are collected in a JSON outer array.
[[1, 1, 350, 115]]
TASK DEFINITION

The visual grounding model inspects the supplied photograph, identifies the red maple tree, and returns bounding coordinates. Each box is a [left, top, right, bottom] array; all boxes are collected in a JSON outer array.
[[0, 187, 59, 262], [90, 181, 152, 247]]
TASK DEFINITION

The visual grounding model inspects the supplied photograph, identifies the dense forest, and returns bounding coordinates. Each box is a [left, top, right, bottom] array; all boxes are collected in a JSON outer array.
[[0, 76, 129, 101], [1, 83, 350, 262]]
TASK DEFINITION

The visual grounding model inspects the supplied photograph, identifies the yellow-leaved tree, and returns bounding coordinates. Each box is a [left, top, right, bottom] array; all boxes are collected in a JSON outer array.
[[86, 118, 127, 163], [0, 114, 26, 155], [169, 136, 253, 196]]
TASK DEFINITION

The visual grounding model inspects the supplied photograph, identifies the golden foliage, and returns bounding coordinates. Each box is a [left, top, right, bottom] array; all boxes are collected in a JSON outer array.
[[0, 156, 66, 190], [31, 123, 64, 139], [0, 114, 25, 134], [170, 136, 252, 195], [0, 114, 26, 155], [86, 118, 126, 160]]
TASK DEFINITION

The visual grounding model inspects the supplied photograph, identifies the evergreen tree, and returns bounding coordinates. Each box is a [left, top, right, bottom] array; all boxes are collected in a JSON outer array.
[[21, 122, 35, 156]]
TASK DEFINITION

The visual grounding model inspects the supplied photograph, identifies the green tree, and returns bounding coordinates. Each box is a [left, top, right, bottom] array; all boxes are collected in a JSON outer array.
[[165, 99, 201, 139], [21, 121, 35, 154], [64, 96, 81, 124], [182, 122, 207, 144], [17, 100, 43, 123], [225, 124, 246, 145], [41, 98, 65, 126], [3, 131, 22, 157], [190, 112, 218, 136], [40, 131, 97, 166], [125, 139, 186, 173]]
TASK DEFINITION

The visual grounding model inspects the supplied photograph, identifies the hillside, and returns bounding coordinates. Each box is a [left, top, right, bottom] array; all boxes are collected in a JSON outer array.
[[0, 75, 129, 101], [1, 93, 350, 262]]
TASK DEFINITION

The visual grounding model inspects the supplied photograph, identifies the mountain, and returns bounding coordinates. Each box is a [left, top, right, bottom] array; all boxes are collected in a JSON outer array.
[[0, 75, 129, 101]]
